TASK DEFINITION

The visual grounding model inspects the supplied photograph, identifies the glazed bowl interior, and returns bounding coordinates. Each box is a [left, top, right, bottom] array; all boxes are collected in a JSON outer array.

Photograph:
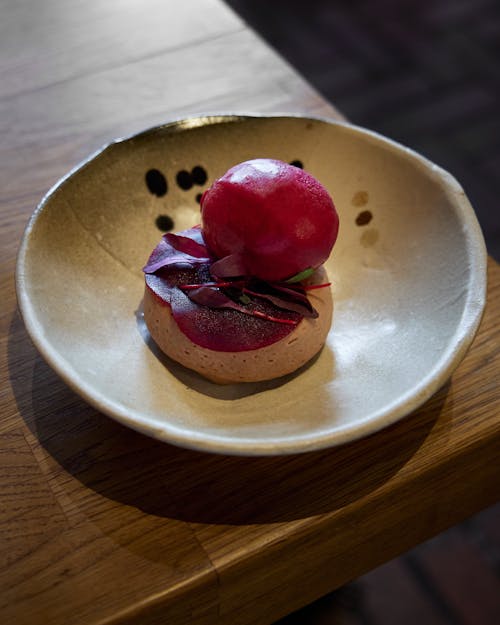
[[16, 115, 487, 455]]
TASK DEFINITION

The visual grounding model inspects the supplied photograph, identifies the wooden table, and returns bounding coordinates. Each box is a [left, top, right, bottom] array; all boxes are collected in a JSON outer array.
[[1, 1, 499, 624]]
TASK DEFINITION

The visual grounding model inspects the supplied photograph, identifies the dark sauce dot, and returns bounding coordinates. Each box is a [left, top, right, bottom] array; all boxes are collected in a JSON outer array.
[[191, 165, 207, 185], [195, 193, 203, 204], [356, 210, 373, 226], [290, 160, 304, 169], [145, 169, 168, 197], [176, 170, 193, 190], [155, 214, 175, 231]]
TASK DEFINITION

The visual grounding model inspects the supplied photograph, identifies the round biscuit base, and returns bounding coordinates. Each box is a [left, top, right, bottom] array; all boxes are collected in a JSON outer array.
[[143, 267, 333, 384]]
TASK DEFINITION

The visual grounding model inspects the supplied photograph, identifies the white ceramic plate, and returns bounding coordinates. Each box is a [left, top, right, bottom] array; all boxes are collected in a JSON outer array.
[[16, 115, 487, 455]]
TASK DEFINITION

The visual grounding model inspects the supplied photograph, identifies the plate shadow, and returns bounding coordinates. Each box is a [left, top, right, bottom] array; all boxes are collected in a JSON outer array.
[[9, 310, 449, 526]]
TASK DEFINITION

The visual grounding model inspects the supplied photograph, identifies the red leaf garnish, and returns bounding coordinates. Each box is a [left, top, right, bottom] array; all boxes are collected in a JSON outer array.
[[186, 286, 246, 311], [163, 231, 210, 258], [143, 227, 210, 273], [210, 253, 247, 278], [303, 282, 332, 290], [181, 281, 244, 290], [243, 286, 318, 318], [187, 285, 299, 325]]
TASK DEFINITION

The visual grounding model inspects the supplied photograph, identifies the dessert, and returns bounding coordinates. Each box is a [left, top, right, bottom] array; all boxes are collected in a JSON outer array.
[[143, 159, 339, 384]]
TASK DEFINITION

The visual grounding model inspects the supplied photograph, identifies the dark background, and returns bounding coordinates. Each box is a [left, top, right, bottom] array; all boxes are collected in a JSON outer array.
[[226, 0, 500, 261], [225, 2, 500, 623]]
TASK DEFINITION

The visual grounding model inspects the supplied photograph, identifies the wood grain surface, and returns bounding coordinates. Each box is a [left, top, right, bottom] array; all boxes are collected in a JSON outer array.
[[0, 1, 498, 624]]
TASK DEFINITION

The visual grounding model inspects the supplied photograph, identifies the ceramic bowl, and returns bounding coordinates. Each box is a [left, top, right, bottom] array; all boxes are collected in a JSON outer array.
[[16, 115, 487, 455]]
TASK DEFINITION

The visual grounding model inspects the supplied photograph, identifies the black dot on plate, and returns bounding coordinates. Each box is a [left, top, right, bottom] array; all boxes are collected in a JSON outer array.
[[290, 160, 304, 169], [145, 169, 168, 197], [356, 210, 373, 226], [195, 193, 203, 204], [176, 170, 193, 190], [155, 214, 175, 231], [191, 165, 207, 186]]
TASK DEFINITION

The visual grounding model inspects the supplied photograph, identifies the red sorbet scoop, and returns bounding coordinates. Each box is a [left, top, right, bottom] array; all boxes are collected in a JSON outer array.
[[200, 159, 339, 282]]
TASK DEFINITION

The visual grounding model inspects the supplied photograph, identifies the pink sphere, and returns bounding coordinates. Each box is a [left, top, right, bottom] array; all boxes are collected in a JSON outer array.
[[200, 159, 339, 282]]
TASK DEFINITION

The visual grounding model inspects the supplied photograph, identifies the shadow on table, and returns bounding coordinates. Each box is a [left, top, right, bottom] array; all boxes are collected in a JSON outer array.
[[9, 310, 451, 526]]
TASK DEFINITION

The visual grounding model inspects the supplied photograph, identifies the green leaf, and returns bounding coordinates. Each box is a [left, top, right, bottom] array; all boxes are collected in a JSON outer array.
[[285, 268, 315, 284]]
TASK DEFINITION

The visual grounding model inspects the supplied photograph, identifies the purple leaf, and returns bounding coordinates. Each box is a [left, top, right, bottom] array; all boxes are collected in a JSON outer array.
[[210, 253, 247, 278], [143, 228, 210, 274], [185, 286, 300, 325], [243, 287, 318, 318], [186, 286, 249, 313], [163, 231, 209, 258]]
